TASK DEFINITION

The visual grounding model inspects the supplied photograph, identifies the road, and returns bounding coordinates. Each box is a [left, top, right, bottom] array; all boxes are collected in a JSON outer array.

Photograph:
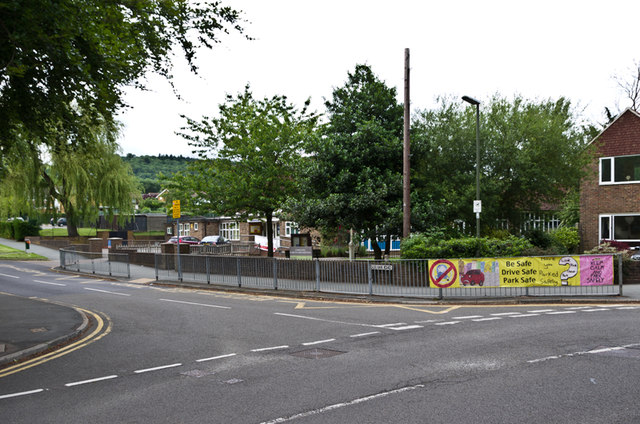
[[1, 261, 640, 423]]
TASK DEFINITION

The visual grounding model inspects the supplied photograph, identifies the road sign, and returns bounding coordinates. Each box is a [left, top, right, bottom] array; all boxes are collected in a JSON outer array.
[[172, 200, 181, 219], [473, 200, 482, 213], [429, 259, 458, 288]]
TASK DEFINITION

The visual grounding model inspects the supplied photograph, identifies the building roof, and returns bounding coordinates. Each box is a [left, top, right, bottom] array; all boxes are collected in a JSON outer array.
[[587, 108, 640, 147]]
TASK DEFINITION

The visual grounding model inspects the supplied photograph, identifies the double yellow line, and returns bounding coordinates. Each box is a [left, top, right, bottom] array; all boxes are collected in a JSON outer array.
[[0, 305, 112, 378]]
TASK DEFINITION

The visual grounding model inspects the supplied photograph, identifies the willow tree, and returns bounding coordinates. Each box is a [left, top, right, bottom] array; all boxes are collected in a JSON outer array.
[[0, 123, 141, 237]]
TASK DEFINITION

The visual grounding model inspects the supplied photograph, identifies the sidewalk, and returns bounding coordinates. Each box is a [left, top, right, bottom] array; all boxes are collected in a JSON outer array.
[[2, 238, 640, 368]]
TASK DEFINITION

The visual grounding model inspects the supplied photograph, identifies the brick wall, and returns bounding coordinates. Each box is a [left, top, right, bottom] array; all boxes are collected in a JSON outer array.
[[580, 110, 640, 251]]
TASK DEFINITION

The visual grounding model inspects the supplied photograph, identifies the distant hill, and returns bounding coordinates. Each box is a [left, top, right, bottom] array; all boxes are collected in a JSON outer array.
[[122, 154, 195, 193]]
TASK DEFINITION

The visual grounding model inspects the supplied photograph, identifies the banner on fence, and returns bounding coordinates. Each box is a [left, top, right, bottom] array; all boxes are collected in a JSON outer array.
[[428, 255, 613, 288]]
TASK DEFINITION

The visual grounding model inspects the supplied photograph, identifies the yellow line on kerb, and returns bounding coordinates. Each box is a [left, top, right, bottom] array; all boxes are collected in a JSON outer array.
[[0, 307, 112, 378]]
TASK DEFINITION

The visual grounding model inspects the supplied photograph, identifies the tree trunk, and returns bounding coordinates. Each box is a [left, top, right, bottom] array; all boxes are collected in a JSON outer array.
[[384, 234, 391, 258], [371, 237, 382, 260], [265, 210, 274, 258], [65, 202, 79, 237]]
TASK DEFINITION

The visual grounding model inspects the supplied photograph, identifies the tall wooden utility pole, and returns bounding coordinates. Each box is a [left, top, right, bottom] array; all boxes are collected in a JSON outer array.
[[403, 48, 411, 239]]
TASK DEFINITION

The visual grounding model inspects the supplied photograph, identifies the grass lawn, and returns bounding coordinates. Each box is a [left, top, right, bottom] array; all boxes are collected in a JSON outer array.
[[38, 228, 100, 237], [0, 244, 47, 260]]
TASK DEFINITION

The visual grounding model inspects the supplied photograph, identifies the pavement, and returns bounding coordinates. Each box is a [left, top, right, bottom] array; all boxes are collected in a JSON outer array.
[[2, 238, 640, 368]]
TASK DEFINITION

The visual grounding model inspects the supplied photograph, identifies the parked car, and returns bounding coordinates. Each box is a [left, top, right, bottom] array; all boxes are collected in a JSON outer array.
[[199, 235, 228, 246], [460, 269, 485, 286], [167, 236, 200, 245], [56, 217, 67, 227]]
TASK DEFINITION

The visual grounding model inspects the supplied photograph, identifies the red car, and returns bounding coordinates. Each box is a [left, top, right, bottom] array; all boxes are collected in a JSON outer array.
[[461, 269, 485, 286], [167, 236, 200, 245]]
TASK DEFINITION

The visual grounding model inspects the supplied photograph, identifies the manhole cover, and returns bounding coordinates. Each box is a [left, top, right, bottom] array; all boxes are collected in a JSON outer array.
[[290, 348, 345, 359]]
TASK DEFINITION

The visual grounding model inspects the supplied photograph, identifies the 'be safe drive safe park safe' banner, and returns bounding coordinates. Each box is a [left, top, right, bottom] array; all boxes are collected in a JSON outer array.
[[428, 255, 613, 288]]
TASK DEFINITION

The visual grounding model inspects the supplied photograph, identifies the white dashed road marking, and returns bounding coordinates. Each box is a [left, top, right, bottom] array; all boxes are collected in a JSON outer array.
[[65, 375, 118, 387], [159, 298, 231, 309], [134, 363, 182, 374]]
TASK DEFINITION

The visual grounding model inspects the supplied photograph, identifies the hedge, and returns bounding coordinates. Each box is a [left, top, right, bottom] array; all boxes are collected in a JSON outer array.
[[401, 234, 534, 259]]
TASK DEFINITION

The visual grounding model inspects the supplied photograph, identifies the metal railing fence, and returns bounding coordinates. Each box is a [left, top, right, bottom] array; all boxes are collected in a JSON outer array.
[[59, 249, 623, 299]]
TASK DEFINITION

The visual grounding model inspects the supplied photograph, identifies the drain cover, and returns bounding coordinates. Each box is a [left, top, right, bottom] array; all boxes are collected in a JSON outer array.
[[290, 348, 345, 359]]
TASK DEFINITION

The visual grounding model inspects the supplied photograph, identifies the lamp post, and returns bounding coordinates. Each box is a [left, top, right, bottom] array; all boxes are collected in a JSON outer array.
[[462, 95, 481, 238]]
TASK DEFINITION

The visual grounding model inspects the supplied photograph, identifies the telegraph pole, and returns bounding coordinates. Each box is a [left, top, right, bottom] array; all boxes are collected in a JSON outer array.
[[403, 48, 411, 239]]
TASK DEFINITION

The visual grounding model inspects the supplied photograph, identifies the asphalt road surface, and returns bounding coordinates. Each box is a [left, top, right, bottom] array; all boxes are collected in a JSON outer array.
[[1, 261, 640, 423]]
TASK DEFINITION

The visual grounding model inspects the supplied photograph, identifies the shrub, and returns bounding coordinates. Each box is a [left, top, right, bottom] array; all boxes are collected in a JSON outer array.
[[401, 234, 533, 259], [550, 226, 580, 254], [523, 228, 553, 249], [13, 220, 40, 241]]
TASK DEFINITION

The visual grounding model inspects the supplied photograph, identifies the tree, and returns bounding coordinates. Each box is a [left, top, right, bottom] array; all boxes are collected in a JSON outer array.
[[290, 64, 404, 259], [0, 122, 141, 237], [0, 1, 246, 162], [175, 86, 318, 257], [411, 95, 592, 234], [614, 59, 640, 112]]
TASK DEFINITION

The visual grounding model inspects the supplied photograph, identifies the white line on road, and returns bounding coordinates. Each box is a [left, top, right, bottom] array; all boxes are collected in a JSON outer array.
[[435, 321, 461, 325], [159, 298, 231, 309], [196, 353, 237, 363], [0, 389, 44, 400], [546, 311, 576, 315], [472, 317, 502, 322], [527, 309, 554, 313], [65, 375, 118, 387], [565, 306, 591, 310], [33, 279, 66, 286], [374, 323, 407, 328], [389, 325, 423, 331], [251, 346, 289, 352], [581, 308, 610, 312], [490, 312, 521, 316], [84, 287, 131, 296], [527, 342, 640, 364], [452, 315, 483, 320], [414, 319, 440, 324], [0, 273, 19, 279], [509, 314, 540, 318], [274, 312, 376, 328], [302, 339, 336, 346], [260, 384, 425, 424], [134, 363, 182, 374], [350, 332, 380, 338], [617, 306, 640, 310]]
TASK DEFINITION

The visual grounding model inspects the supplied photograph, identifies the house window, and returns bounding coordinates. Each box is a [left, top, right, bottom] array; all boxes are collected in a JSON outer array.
[[600, 214, 640, 241], [178, 223, 190, 237], [285, 221, 299, 236], [600, 155, 640, 184], [220, 222, 239, 240], [194, 223, 199, 231]]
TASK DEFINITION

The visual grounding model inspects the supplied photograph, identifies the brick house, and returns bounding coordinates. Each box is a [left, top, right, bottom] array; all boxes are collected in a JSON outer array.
[[580, 108, 640, 251], [166, 216, 303, 250]]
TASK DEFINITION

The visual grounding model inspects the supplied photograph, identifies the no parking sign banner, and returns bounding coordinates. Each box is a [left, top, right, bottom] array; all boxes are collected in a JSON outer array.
[[428, 255, 613, 288]]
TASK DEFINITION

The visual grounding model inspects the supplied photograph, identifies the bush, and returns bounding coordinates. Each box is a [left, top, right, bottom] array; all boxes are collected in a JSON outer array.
[[550, 226, 580, 254], [401, 234, 533, 259], [13, 220, 40, 241], [523, 228, 553, 249]]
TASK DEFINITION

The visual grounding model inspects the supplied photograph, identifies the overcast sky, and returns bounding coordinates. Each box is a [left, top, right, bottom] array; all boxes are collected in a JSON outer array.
[[118, 0, 640, 156]]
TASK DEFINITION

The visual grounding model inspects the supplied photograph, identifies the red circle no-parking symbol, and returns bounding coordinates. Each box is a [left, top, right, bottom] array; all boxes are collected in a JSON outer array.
[[429, 259, 458, 288]]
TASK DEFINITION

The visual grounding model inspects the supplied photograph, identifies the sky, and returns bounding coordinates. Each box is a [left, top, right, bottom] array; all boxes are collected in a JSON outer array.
[[118, 0, 640, 157]]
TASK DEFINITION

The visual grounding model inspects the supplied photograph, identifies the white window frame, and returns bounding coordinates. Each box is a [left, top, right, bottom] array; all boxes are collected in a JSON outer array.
[[600, 155, 640, 185], [178, 223, 190, 237], [599, 213, 640, 242], [220, 221, 240, 241], [194, 222, 199, 231], [285, 221, 299, 237]]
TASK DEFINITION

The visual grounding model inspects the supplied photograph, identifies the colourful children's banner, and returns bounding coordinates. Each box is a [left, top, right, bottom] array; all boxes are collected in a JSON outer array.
[[428, 255, 613, 288]]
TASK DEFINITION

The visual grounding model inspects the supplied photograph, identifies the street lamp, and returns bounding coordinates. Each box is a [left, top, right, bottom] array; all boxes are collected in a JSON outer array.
[[462, 95, 481, 238]]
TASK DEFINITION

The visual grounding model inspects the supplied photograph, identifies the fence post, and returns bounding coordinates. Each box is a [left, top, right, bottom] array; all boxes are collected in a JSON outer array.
[[315, 259, 320, 292], [439, 287, 443, 300], [237, 257, 242, 288], [618, 253, 623, 296], [206, 256, 210, 284], [368, 262, 373, 296], [155, 253, 159, 281], [60, 250, 64, 270], [91, 258, 95, 274], [127, 256, 130, 279], [108, 256, 112, 276], [273, 258, 278, 290]]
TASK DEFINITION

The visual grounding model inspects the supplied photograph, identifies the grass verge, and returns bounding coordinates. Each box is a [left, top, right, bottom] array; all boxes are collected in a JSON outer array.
[[0, 244, 47, 260]]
